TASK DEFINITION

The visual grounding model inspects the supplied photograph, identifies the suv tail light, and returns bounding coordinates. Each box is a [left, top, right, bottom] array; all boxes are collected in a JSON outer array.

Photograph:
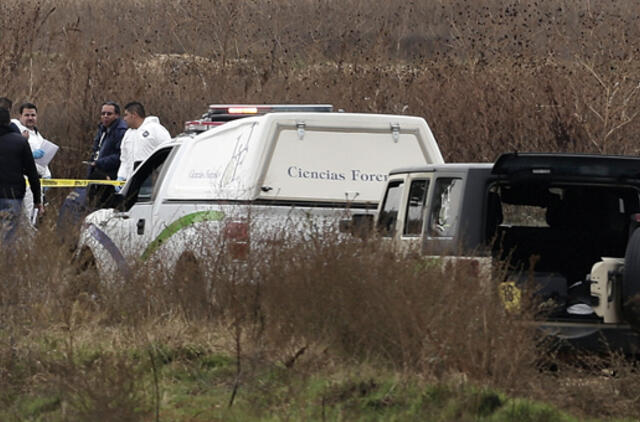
[[223, 220, 249, 260]]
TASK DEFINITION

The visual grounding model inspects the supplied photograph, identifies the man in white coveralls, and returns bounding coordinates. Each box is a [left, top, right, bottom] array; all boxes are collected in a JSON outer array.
[[116, 101, 171, 182], [11, 102, 53, 224]]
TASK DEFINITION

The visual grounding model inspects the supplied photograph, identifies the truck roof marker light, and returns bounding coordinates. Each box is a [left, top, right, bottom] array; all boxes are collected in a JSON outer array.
[[532, 168, 551, 174], [184, 120, 223, 133], [208, 104, 333, 114], [228, 107, 258, 114]]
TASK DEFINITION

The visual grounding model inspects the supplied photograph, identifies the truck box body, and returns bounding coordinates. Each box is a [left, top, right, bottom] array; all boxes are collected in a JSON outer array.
[[77, 112, 444, 279], [167, 113, 443, 204]]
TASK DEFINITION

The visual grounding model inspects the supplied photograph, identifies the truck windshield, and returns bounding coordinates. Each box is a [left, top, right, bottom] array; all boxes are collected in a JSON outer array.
[[122, 146, 175, 210]]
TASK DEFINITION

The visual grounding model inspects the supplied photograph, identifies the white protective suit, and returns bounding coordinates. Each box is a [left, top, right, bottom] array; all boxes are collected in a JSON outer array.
[[117, 116, 171, 180], [12, 119, 51, 224], [11, 119, 51, 178]]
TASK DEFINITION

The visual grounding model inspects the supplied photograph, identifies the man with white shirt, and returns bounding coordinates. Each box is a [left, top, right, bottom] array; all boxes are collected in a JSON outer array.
[[117, 102, 171, 181], [12, 103, 51, 179], [12, 102, 52, 224]]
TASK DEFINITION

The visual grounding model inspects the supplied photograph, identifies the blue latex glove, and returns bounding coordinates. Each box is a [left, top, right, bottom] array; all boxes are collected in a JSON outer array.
[[32, 148, 45, 159], [115, 177, 126, 193]]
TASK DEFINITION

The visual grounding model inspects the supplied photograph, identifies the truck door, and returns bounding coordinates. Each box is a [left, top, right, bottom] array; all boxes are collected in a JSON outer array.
[[107, 146, 175, 259], [376, 173, 433, 251]]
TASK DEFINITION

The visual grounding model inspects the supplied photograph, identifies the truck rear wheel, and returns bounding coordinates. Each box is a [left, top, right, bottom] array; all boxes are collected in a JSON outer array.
[[172, 252, 209, 318], [67, 247, 101, 302], [622, 229, 640, 329]]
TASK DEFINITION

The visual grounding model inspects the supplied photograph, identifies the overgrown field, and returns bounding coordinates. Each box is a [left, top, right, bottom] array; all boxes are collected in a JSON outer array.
[[2, 222, 640, 421], [3, 0, 640, 420]]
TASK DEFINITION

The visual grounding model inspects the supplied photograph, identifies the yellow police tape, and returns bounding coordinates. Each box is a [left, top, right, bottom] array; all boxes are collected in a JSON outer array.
[[28, 179, 126, 187]]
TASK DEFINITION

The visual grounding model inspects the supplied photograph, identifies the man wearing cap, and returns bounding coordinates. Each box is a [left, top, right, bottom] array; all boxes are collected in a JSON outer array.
[[0, 108, 43, 243]]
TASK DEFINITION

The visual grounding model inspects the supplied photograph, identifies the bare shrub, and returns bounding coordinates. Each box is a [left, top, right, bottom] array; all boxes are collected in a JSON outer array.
[[46, 349, 150, 421], [204, 226, 540, 388]]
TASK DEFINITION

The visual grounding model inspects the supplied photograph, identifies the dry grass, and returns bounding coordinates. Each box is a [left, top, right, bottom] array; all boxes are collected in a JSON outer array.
[[1, 219, 640, 419]]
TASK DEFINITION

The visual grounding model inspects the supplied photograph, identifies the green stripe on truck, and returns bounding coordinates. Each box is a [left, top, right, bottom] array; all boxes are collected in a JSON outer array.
[[141, 210, 225, 261]]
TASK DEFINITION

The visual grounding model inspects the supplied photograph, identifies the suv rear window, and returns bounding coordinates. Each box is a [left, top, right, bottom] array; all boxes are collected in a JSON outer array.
[[428, 178, 463, 238]]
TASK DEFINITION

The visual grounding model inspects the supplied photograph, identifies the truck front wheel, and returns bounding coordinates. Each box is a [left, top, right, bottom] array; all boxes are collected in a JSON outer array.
[[172, 252, 209, 318], [68, 247, 101, 301]]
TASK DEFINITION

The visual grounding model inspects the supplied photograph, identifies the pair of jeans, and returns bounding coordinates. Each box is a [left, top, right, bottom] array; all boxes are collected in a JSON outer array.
[[0, 198, 23, 244]]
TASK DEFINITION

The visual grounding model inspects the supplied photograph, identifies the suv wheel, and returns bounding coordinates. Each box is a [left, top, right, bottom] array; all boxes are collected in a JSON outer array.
[[623, 229, 640, 329]]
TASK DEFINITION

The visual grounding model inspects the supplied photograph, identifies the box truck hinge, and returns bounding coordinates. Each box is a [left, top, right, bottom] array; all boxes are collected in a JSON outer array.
[[296, 122, 306, 140], [390, 123, 400, 143]]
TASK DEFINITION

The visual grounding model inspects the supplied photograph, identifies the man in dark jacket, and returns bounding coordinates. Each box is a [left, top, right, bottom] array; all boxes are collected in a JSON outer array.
[[56, 101, 126, 242], [0, 107, 42, 243], [88, 101, 127, 180], [0, 97, 21, 134]]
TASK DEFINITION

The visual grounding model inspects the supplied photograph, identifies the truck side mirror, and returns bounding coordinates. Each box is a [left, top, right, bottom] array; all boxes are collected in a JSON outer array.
[[105, 192, 125, 211]]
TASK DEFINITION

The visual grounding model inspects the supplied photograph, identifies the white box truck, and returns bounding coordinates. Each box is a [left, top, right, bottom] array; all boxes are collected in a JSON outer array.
[[76, 108, 444, 280]]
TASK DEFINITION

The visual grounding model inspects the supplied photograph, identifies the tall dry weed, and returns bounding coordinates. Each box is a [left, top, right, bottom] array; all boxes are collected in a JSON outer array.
[[1, 216, 640, 418]]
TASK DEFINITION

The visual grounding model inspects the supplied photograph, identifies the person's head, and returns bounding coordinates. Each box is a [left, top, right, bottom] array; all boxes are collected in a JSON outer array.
[[100, 101, 120, 128], [0, 108, 10, 127], [19, 102, 37, 130], [123, 102, 145, 129], [0, 97, 12, 111]]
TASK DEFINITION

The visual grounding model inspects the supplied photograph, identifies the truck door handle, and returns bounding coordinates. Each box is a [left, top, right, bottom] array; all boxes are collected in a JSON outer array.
[[137, 218, 145, 235]]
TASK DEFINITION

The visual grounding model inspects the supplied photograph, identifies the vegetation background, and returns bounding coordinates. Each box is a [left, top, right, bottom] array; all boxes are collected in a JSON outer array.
[[3, 0, 640, 177], [2, 0, 640, 420]]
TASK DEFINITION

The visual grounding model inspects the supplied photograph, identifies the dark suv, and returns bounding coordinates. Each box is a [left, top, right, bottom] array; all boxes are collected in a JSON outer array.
[[376, 153, 640, 353]]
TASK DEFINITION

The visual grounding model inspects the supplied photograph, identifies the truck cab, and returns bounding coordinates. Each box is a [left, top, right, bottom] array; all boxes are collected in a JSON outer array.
[[376, 164, 493, 253]]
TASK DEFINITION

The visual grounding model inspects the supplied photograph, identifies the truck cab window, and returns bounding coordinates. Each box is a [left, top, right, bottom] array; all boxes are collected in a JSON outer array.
[[403, 179, 429, 236], [428, 178, 462, 238], [377, 180, 404, 237], [122, 146, 174, 210]]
